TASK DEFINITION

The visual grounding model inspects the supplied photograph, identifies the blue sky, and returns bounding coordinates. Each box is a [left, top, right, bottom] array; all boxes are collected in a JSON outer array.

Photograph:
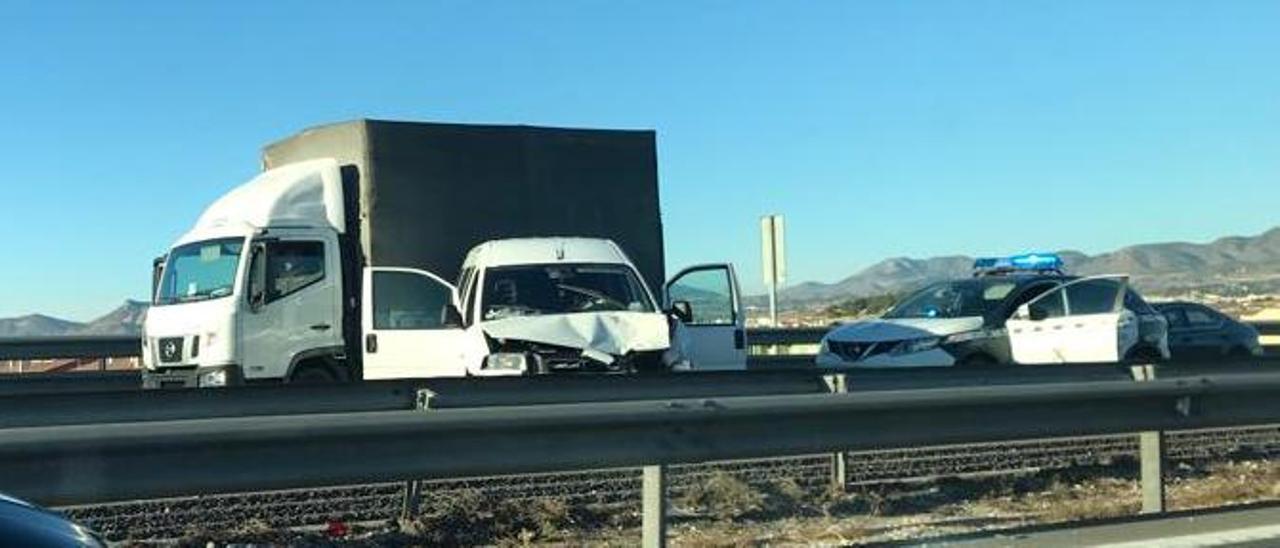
[[2, 1, 1278, 320]]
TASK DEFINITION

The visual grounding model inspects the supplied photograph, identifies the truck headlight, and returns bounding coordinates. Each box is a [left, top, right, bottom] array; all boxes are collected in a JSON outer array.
[[485, 353, 528, 372], [197, 367, 228, 388]]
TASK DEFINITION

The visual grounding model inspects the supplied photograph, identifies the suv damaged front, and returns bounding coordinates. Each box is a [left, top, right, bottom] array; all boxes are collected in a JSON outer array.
[[472, 262, 673, 375]]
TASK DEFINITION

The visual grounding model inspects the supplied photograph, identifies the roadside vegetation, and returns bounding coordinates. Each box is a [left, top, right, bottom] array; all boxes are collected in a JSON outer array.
[[146, 457, 1280, 547]]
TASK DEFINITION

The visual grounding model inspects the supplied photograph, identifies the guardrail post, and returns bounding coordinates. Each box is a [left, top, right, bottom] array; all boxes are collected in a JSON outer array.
[[400, 389, 436, 521], [824, 373, 848, 494], [1130, 364, 1166, 514], [642, 464, 667, 548]]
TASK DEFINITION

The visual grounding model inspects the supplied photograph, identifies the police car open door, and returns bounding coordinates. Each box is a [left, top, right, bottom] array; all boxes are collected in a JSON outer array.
[[1006, 275, 1140, 364], [665, 264, 748, 371]]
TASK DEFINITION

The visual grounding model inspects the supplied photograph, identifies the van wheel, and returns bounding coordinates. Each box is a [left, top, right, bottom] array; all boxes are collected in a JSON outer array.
[[290, 364, 336, 384]]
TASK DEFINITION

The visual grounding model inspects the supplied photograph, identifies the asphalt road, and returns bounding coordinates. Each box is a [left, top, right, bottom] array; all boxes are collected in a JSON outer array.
[[939, 503, 1280, 547]]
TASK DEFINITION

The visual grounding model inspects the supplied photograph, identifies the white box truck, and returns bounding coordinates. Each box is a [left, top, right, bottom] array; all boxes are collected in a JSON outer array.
[[142, 120, 746, 387]]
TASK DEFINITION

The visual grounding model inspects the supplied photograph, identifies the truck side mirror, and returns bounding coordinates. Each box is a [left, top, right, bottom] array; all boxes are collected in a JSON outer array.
[[248, 243, 267, 313], [669, 300, 693, 323], [443, 304, 464, 328]]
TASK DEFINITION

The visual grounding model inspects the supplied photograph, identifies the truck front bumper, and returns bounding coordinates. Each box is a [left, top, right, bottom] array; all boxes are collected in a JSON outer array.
[[142, 364, 243, 389]]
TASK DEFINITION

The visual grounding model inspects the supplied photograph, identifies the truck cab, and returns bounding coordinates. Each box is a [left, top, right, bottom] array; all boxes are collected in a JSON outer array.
[[143, 159, 350, 387]]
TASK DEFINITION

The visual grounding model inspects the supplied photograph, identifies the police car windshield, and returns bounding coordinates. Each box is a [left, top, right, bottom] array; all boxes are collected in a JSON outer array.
[[884, 279, 1017, 319]]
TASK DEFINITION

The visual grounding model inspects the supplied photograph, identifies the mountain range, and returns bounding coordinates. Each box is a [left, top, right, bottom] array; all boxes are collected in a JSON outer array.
[[771, 227, 1280, 307], [0, 300, 148, 338]]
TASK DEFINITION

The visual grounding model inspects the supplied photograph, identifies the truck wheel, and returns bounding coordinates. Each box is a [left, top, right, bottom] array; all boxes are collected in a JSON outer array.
[[290, 365, 336, 384]]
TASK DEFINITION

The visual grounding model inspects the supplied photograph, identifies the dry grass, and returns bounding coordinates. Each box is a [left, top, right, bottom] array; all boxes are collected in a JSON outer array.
[[978, 477, 1141, 523], [165, 459, 1280, 546], [1169, 460, 1280, 510]]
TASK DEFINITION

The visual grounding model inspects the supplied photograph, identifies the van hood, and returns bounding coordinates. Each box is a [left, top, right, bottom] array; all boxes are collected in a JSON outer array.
[[825, 317, 985, 343], [481, 312, 670, 356]]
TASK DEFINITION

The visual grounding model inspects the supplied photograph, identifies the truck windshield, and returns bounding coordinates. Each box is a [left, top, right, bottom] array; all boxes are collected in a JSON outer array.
[[481, 263, 654, 320], [883, 279, 1017, 320], [154, 238, 246, 306]]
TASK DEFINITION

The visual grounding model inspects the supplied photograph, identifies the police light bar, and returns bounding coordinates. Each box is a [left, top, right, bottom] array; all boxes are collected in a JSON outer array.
[[973, 253, 1064, 276]]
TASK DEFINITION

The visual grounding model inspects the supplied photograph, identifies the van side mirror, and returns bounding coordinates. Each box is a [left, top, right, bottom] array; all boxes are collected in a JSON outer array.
[[669, 300, 693, 323], [443, 304, 464, 328], [248, 243, 267, 313]]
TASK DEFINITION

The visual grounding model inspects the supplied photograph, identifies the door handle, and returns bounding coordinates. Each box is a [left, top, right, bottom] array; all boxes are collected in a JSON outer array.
[[310, 324, 331, 331], [365, 334, 378, 353], [733, 328, 745, 350]]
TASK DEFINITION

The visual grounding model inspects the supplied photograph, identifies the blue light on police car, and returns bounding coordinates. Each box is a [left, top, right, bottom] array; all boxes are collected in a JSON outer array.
[[973, 252, 1064, 273], [1009, 253, 1062, 270]]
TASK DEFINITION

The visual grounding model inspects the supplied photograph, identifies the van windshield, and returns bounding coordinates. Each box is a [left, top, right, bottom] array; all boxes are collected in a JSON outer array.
[[481, 263, 654, 320], [154, 238, 245, 305]]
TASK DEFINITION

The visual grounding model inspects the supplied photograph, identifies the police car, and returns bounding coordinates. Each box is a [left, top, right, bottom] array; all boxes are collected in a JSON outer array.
[[815, 254, 1170, 368]]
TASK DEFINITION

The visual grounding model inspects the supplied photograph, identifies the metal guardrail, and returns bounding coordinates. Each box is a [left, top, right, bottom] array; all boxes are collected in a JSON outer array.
[[746, 326, 829, 346], [0, 370, 142, 396], [0, 335, 139, 360], [2, 322, 1278, 359], [0, 371, 832, 429], [1, 324, 1277, 391], [2, 322, 1277, 361], [6, 372, 1280, 526]]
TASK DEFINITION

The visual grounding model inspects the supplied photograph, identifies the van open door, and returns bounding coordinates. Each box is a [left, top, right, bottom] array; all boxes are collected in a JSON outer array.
[[1006, 275, 1138, 364], [665, 264, 747, 371], [361, 267, 475, 379]]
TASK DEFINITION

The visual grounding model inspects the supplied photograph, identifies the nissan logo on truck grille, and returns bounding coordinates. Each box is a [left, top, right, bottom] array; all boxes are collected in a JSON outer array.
[[159, 337, 184, 363]]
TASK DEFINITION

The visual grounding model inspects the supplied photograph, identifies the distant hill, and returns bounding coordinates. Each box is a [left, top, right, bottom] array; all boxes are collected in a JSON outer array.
[[0, 300, 147, 338], [766, 227, 1280, 307], [0, 314, 83, 338]]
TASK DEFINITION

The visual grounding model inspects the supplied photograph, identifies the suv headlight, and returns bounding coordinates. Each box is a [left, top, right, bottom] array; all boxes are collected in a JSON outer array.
[[942, 330, 988, 344], [485, 353, 528, 372], [197, 367, 228, 388]]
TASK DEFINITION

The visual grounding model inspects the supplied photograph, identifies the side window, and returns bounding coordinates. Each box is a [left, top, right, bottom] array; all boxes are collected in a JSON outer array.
[[266, 241, 325, 303], [1162, 307, 1188, 329], [373, 271, 453, 330], [667, 268, 735, 325], [1006, 282, 1059, 318], [1064, 279, 1122, 315], [1027, 289, 1067, 320], [1186, 307, 1222, 328], [1124, 290, 1155, 315]]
